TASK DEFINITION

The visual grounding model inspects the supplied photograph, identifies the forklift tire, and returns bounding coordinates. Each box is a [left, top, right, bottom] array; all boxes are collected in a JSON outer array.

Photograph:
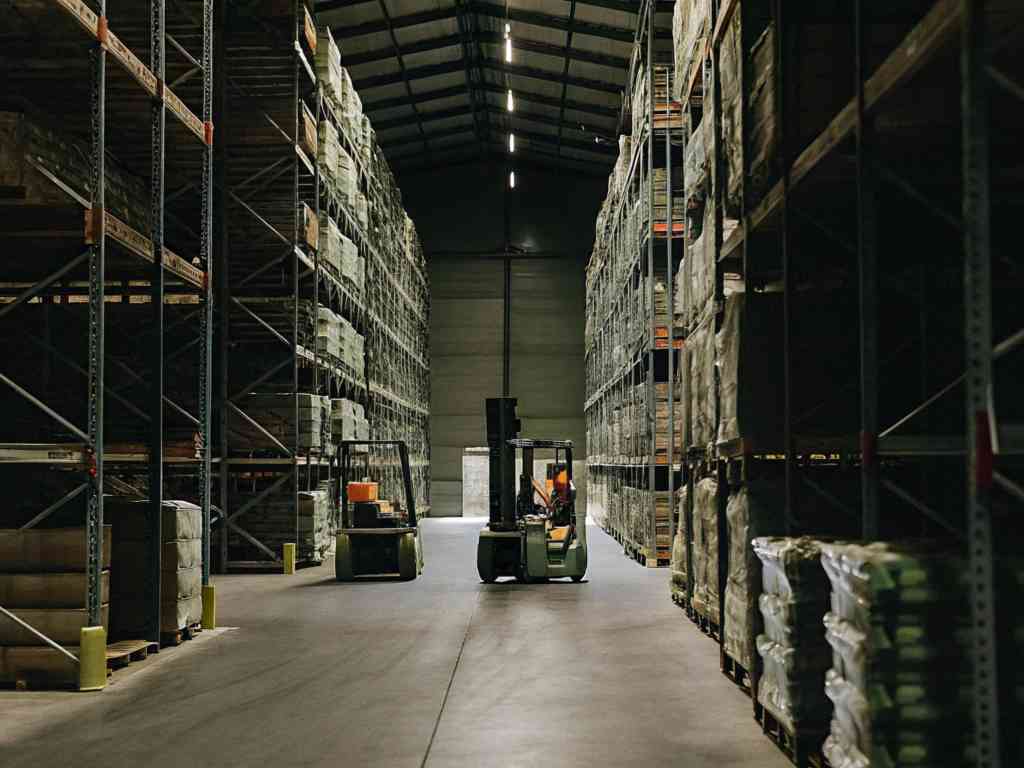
[[571, 575, 584, 583], [335, 534, 354, 582], [398, 532, 418, 580]]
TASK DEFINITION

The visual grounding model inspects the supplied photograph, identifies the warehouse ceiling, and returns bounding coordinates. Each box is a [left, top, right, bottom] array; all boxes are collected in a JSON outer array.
[[315, 0, 671, 178]]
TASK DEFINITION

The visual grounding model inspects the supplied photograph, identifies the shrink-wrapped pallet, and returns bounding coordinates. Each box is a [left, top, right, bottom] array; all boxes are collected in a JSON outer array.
[[107, 500, 203, 637], [684, 117, 709, 199], [688, 202, 715, 322], [753, 536, 834, 733], [320, 217, 343, 276], [340, 234, 362, 293], [816, 542, 1024, 768], [338, 146, 357, 204], [672, 0, 711, 101], [355, 189, 369, 230], [318, 119, 340, 185], [688, 323, 717, 449], [748, 24, 778, 208], [716, 293, 785, 449], [317, 306, 341, 360], [316, 28, 343, 107], [723, 482, 787, 670], [690, 476, 719, 623], [670, 485, 690, 597], [242, 393, 329, 450], [719, 10, 743, 216]]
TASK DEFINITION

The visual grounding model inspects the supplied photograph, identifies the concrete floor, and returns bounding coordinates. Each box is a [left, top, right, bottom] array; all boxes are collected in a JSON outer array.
[[2, 519, 787, 768]]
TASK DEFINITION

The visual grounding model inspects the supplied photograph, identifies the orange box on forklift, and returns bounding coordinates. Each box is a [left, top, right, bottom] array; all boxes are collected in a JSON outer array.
[[347, 482, 379, 503]]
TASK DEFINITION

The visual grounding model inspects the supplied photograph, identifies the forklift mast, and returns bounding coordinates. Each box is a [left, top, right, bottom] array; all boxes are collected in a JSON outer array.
[[486, 397, 520, 531]]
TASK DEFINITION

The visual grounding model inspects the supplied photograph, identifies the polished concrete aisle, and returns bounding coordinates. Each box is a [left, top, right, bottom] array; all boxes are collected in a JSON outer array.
[[3, 519, 787, 768]]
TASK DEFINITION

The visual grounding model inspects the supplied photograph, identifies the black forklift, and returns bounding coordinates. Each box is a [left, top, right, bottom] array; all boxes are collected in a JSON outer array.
[[476, 397, 588, 583], [335, 440, 423, 581]]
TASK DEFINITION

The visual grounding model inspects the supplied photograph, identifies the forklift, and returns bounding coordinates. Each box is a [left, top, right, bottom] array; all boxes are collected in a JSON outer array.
[[335, 440, 423, 581], [476, 398, 588, 583]]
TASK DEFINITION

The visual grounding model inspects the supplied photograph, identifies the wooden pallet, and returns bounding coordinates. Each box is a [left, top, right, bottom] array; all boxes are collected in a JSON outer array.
[[105, 639, 159, 669], [755, 702, 829, 768], [160, 622, 202, 648], [691, 608, 721, 640], [0, 638, 158, 690], [720, 648, 752, 696]]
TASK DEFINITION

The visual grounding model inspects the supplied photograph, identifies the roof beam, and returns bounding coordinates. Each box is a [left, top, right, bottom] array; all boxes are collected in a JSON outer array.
[[391, 143, 608, 179], [480, 83, 617, 118], [470, 1, 633, 42], [318, 0, 671, 13], [481, 32, 629, 70], [331, 6, 458, 38], [375, 0, 428, 151], [352, 59, 465, 91], [362, 83, 617, 120], [363, 85, 468, 112], [344, 31, 628, 71], [483, 59, 621, 95], [343, 33, 463, 66], [380, 123, 614, 158], [557, 1, 579, 158], [356, 57, 621, 95], [375, 103, 612, 137]]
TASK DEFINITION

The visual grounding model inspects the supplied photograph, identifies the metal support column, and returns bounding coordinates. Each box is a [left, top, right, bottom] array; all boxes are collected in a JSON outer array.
[[200, 0, 215, 585], [85, 1, 108, 628], [646, 0, 657, 561], [291, 0, 301, 557], [774, 0, 795, 532], [961, 2, 1001, 765], [666, 81, 675, 544], [148, 0, 167, 644], [856, 0, 879, 539], [214, 0, 229, 573]]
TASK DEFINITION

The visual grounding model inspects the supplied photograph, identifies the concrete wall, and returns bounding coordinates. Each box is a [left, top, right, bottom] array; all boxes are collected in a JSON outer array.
[[401, 161, 605, 516]]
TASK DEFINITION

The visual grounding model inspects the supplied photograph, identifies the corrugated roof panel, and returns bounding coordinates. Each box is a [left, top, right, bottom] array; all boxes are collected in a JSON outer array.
[[338, 30, 393, 58], [413, 92, 471, 112], [356, 81, 407, 100], [573, 3, 636, 32], [408, 70, 465, 93], [402, 45, 463, 69], [569, 58, 628, 86]]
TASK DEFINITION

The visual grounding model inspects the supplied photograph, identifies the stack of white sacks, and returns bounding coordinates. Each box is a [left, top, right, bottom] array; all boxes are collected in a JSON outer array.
[[331, 398, 370, 442], [316, 306, 342, 362], [314, 27, 362, 219]]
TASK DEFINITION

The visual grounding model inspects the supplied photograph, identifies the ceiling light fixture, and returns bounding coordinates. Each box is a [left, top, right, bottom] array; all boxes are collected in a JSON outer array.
[[509, 133, 515, 153], [509, 171, 516, 189], [507, 89, 515, 112], [505, 36, 512, 63]]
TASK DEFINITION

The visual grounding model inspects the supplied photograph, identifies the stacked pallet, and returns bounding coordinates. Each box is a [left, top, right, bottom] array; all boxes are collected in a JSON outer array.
[[753, 537, 833, 744], [670, 485, 689, 602], [688, 322, 716, 451], [242, 393, 332, 452], [690, 476, 720, 625], [108, 500, 202, 641], [0, 527, 111, 685], [0, 110, 148, 231], [317, 306, 342, 361], [331, 398, 369, 442], [722, 481, 786, 673], [716, 293, 785, 449], [819, 543, 1023, 767], [655, 382, 682, 461], [672, 0, 711, 103]]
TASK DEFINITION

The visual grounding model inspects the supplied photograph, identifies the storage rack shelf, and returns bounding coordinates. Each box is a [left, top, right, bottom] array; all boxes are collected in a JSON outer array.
[[585, 0, 683, 568], [0, 0, 214, 654], [663, 1, 1024, 766], [214, 1, 429, 571]]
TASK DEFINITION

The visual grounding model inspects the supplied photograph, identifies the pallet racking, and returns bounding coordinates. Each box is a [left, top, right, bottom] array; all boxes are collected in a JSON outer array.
[[585, 0, 683, 568], [214, 1, 429, 570], [0, 0, 214, 648], [666, 1, 1024, 765]]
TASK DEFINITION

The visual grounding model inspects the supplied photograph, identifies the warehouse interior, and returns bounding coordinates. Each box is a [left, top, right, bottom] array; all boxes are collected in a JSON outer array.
[[1, 1, 1022, 767]]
